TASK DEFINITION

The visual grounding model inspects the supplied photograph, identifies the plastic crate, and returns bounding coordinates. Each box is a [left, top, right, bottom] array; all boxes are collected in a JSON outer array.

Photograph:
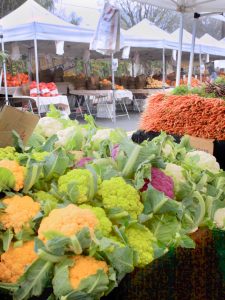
[[97, 103, 113, 119]]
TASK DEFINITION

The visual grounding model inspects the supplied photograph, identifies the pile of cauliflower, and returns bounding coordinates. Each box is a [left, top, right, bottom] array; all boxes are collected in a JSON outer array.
[[0, 113, 224, 300]]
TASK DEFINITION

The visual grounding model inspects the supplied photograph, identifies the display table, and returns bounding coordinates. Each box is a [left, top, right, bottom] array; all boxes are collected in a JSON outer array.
[[70, 89, 133, 101], [0, 87, 17, 96], [12, 87, 71, 114], [130, 88, 173, 95]]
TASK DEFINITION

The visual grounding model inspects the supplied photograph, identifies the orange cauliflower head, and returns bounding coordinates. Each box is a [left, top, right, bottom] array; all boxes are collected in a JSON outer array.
[[0, 195, 40, 233], [69, 255, 108, 289], [0, 241, 37, 283], [0, 160, 25, 191], [38, 204, 99, 241]]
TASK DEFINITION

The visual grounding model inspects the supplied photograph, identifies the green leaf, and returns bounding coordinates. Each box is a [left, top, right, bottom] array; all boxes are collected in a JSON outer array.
[[52, 258, 74, 298], [23, 160, 43, 193], [0, 167, 15, 192], [14, 258, 54, 300], [43, 149, 70, 181], [40, 135, 58, 152], [105, 246, 134, 275], [2, 229, 13, 252], [76, 269, 109, 297], [12, 130, 24, 153], [143, 187, 170, 214], [0, 282, 19, 294], [62, 291, 94, 300]]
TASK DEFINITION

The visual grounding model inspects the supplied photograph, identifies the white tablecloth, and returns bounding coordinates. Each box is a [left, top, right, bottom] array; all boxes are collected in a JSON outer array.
[[13, 95, 71, 114], [113, 89, 133, 100]]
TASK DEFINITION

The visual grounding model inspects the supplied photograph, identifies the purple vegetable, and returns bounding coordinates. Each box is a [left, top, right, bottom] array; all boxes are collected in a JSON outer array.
[[76, 157, 93, 168], [111, 144, 120, 160], [141, 167, 174, 199]]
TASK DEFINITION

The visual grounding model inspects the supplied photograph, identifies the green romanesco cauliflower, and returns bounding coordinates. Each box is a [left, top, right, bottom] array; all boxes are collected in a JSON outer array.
[[34, 191, 59, 203], [98, 177, 143, 219], [0, 147, 19, 161], [31, 151, 50, 161], [58, 169, 96, 204], [33, 191, 59, 215], [80, 204, 112, 236], [126, 224, 155, 267]]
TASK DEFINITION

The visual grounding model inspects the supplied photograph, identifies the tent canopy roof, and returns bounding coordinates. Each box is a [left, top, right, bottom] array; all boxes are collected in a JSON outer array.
[[199, 33, 225, 47], [125, 18, 171, 40], [0, 0, 94, 43], [132, 0, 225, 13]]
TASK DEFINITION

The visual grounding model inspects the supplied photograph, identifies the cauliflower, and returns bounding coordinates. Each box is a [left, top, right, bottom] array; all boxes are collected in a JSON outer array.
[[140, 167, 174, 199], [54, 126, 83, 150], [38, 204, 99, 241], [186, 151, 220, 173], [0, 160, 25, 191], [98, 177, 143, 219], [36, 117, 63, 138], [34, 191, 58, 203], [58, 169, 96, 204], [214, 208, 225, 228], [91, 129, 112, 142], [164, 163, 186, 183], [30, 151, 50, 161], [69, 255, 108, 289], [0, 147, 19, 161], [80, 204, 112, 236], [0, 195, 40, 233], [126, 225, 155, 267], [0, 241, 37, 283]]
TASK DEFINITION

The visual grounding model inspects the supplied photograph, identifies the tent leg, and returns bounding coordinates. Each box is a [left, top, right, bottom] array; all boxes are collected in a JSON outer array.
[[1, 37, 9, 105], [111, 53, 116, 123], [199, 50, 202, 83], [176, 13, 184, 87], [162, 47, 166, 91], [34, 38, 40, 116], [188, 17, 197, 87]]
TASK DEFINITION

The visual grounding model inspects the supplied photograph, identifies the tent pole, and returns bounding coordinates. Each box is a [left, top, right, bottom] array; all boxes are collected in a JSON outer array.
[[1, 36, 9, 105], [162, 46, 166, 91], [34, 38, 40, 116], [188, 17, 197, 87], [111, 53, 116, 123], [199, 50, 202, 83], [176, 13, 184, 87]]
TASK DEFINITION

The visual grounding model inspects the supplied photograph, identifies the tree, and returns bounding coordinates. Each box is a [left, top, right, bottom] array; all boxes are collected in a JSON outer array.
[[0, 0, 56, 18], [118, 0, 179, 32], [118, 0, 223, 38]]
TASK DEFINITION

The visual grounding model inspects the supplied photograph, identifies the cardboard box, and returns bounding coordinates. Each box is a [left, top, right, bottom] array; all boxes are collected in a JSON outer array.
[[0, 105, 39, 147]]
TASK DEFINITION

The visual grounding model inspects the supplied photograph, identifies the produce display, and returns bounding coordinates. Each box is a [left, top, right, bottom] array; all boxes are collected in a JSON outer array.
[[140, 93, 225, 140], [99, 79, 112, 90], [30, 81, 59, 97], [146, 77, 169, 89], [0, 106, 224, 300], [2, 73, 29, 87]]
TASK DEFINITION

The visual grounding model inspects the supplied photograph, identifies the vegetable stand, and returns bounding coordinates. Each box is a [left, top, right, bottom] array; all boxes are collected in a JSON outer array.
[[12, 87, 70, 115], [0, 105, 224, 300]]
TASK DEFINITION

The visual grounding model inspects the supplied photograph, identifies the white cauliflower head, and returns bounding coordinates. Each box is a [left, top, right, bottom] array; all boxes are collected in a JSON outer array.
[[186, 151, 220, 173], [91, 129, 112, 142], [164, 163, 186, 183], [55, 126, 76, 148], [214, 208, 225, 229], [36, 117, 63, 138]]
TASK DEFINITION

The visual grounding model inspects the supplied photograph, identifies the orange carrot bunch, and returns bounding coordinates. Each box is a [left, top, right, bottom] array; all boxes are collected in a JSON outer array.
[[140, 93, 225, 140]]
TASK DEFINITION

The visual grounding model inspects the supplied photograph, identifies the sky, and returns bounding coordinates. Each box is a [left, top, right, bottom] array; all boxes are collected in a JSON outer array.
[[55, 0, 104, 28]]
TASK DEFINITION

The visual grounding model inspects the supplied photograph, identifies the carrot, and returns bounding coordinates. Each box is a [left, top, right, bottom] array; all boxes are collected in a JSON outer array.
[[140, 93, 225, 140]]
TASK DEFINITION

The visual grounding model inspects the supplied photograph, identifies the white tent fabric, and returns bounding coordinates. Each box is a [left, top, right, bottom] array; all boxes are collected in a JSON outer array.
[[133, 0, 225, 12], [0, 0, 94, 43], [133, 0, 225, 86]]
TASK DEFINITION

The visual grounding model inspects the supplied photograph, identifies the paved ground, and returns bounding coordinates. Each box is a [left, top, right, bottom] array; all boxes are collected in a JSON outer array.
[[76, 112, 141, 131]]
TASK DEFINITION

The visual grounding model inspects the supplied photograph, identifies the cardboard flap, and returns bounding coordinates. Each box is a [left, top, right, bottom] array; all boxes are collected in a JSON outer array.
[[0, 106, 39, 147], [189, 136, 214, 154]]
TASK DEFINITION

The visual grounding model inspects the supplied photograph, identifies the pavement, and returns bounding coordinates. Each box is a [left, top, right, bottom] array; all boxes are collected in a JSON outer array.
[[76, 112, 141, 132]]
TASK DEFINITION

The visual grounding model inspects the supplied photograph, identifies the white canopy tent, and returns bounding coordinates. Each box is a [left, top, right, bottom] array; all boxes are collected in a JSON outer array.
[[0, 0, 94, 108], [133, 0, 225, 86]]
